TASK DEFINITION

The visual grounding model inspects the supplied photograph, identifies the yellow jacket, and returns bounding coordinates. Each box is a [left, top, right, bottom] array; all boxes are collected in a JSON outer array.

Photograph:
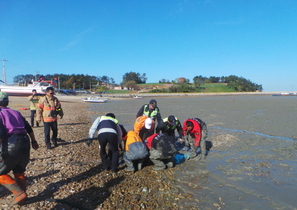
[[124, 131, 143, 151], [28, 94, 42, 110], [36, 95, 63, 122]]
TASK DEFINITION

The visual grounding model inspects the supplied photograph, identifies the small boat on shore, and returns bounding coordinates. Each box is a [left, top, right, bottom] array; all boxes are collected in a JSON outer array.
[[272, 92, 297, 96], [82, 97, 108, 103], [133, 95, 143, 99]]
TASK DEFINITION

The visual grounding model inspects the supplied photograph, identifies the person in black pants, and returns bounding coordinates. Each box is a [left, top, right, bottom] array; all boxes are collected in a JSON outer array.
[[89, 113, 122, 173]]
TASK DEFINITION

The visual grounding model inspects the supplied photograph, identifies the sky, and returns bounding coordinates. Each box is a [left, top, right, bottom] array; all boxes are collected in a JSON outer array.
[[1, 0, 296, 92]]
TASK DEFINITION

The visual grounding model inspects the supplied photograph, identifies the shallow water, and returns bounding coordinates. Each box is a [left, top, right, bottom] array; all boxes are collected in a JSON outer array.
[[88, 95, 297, 209]]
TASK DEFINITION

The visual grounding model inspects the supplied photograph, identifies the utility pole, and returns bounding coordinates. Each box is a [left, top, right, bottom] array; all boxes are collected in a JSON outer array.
[[1, 59, 7, 84]]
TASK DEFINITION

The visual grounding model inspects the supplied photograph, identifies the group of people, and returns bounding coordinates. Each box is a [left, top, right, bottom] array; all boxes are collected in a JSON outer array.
[[0, 87, 63, 205], [88, 99, 209, 173], [0, 89, 208, 205]]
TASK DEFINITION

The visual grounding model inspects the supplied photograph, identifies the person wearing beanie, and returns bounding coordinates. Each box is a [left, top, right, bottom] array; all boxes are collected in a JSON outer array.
[[88, 113, 123, 173], [146, 133, 177, 171], [136, 99, 162, 126], [157, 115, 183, 140], [0, 92, 39, 205]]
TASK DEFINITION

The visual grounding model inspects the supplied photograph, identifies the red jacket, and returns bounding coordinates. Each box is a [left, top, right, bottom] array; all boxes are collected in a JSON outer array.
[[182, 118, 202, 147], [145, 133, 159, 149]]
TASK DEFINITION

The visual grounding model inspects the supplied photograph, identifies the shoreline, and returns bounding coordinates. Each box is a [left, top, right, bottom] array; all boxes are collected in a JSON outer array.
[[53, 91, 287, 101]]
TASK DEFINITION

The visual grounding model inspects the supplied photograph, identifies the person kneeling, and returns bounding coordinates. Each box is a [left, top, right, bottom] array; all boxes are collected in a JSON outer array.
[[146, 133, 177, 171], [123, 131, 148, 172]]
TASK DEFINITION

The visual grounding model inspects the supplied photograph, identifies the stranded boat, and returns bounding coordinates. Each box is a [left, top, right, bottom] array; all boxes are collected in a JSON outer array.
[[0, 81, 55, 96], [82, 97, 108, 103], [272, 92, 297, 96]]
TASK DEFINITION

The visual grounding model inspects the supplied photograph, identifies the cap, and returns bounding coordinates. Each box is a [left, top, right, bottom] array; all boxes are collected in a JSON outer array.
[[149, 99, 157, 108], [168, 115, 176, 125], [144, 118, 153, 129], [0, 92, 8, 100]]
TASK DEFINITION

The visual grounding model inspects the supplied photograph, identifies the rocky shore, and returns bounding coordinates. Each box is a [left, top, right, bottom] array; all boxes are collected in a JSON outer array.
[[0, 96, 196, 210]]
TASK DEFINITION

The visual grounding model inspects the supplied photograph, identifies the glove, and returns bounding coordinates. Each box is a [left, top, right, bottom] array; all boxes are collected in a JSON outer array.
[[86, 139, 93, 146]]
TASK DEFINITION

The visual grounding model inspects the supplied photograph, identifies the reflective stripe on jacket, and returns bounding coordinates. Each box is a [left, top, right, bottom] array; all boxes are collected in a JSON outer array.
[[36, 96, 63, 122], [28, 95, 42, 110], [143, 105, 159, 118]]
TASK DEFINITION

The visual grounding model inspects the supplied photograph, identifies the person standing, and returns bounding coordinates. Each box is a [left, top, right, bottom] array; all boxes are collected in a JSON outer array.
[[157, 115, 183, 140], [88, 113, 122, 173], [181, 118, 208, 160], [36, 87, 63, 149], [28, 89, 42, 127], [0, 92, 39, 205]]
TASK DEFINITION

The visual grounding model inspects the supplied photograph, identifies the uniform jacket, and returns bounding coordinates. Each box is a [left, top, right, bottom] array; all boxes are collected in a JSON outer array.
[[182, 118, 207, 147], [157, 116, 183, 138], [146, 133, 177, 159], [28, 94, 42, 110], [133, 116, 155, 134], [36, 95, 63, 122], [136, 104, 161, 122], [124, 131, 143, 151]]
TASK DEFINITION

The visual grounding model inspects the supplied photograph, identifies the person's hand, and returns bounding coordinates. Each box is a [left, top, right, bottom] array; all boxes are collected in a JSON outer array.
[[31, 141, 39, 150], [60, 115, 63, 119], [177, 138, 184, 142], [86, 139, 92, 146]]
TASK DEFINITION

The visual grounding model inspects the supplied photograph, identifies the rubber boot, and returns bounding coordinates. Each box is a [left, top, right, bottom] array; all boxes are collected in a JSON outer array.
[[123, 155, 135, 172], [14, 173, 27, 204], [14, 173, 26, 192], [0, 175, 27, 205], [151, 159, 166, 171]]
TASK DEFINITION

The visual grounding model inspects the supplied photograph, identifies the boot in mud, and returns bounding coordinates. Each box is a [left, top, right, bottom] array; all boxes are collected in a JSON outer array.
[[166, 161, 174, 168], [0, 175, 27, 205], [124, 155, 135, 172], [151, 159, 166, 171]]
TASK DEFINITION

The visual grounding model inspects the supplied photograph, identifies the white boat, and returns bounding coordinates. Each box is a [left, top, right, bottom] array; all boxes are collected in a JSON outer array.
[[82, 97, 108, 103], [0, 81, 54, 96], [133, 95, 143, 99]]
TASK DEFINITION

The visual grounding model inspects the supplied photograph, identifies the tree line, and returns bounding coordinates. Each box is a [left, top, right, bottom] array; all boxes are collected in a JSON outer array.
[[13, 72, 262, 92]]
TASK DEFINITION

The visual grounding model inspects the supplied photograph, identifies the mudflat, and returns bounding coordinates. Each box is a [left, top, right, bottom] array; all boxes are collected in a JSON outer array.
[[1, 94, 296, 209]]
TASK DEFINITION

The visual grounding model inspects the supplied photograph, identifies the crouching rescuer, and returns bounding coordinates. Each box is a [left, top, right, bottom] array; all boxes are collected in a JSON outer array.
[[146, 133, 177, 170], [123, 131, 148, 172], [0, 92, 39, 204], [182, 118, 208, 160]]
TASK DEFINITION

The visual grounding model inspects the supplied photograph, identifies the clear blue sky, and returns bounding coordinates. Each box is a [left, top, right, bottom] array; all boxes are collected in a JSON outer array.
[[1, 0, 296, 92]]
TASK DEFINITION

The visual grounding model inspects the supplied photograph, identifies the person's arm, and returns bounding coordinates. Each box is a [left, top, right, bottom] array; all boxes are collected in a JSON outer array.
[[89, 116, 101, 138], [36, 97, 43, 123], [22, 117, 40, 150], [176, 121, 183, 139], [56, 98, 64, 119], [28, 132, 39, 150], [136, 105, 145, 118]]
